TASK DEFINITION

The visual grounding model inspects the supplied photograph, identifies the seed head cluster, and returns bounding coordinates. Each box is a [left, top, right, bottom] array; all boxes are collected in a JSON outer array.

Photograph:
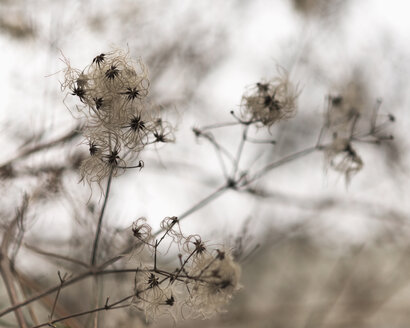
[[241, 68, 298, 127], [187, 250, 241, 318], [132, 216, 241, 322], [61, 49, 174, 185]]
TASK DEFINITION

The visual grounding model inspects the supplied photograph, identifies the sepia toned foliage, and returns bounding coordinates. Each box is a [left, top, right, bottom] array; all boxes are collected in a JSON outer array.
[[0, 1, 406, 328]]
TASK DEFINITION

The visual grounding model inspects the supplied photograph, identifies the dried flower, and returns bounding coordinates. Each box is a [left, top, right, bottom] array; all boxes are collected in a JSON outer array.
[[160, 216, 184, 243], [183, 235, 207, 257], [325, 137, 363, 183], [134, 270, 178, 322], [132, 217, 153, 246], [152, 119, 175, 143], [241, 67, 298, 127], [61, 48, 173, 185], [78, 135, 126, 185], [186, 250, 241, 318]]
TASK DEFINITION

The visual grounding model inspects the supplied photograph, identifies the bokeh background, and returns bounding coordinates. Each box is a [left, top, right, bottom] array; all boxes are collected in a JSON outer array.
[[1, 0, 410, 327]]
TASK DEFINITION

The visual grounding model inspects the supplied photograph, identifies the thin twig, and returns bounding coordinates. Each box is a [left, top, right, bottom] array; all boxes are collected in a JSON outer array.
[[156, 218, 177, 247], [92, 276, 102, 328], [0, 271, 90, 319], [0, 128, 80, 168], [245, 136, 276, 145], [199, 121, 242, 131], [177, 184, 229, 222], [154, 240, 158, 271], [173, 250, 197, 282], [14, 269, 83, 328], [210, 138, 229, 178], [91, 169, 114, 266], [24, 244, 89, 268], [30, 295, 134, 328], [0, 268, 151, 318], [232, 125, 249, 178], [10, 213, 25, 265], [370, 98, 382, 133], [0, 258, 27, 328], [49, 271, 67, 321], [196, 130, 236, 166], [0, 196, 29, 328], [19, 283, 40, 327], [243, 146, 318, 185]]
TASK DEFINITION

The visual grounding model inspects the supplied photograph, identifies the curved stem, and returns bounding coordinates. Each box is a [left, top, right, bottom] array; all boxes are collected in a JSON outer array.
[[243, 146, 318, 186], [90, 169, 114, 266], [25, 244, 89, 268], [0, 258, 27, 328], [177, 184, 229, 223], [0, 128, 80, 168], [232, 125, 249, 178]]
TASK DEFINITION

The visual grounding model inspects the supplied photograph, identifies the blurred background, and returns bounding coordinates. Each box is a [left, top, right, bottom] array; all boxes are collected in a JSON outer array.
[[1, 0, 410, 327]]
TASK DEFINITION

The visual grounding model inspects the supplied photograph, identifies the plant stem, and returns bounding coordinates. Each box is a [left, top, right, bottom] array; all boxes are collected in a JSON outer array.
[[90, 170, 114, 266], [25, 244, 89, 268], [0, 128, 80, 168], [243, 146, 318, 186], [0, 268, 149, 318], [0, 257, 27, 328], [30, 295, 134, 328]]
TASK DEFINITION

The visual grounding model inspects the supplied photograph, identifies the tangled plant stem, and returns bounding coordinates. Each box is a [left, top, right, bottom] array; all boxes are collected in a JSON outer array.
[[0, 101, 393, 322], [0, 48, 397, 327]]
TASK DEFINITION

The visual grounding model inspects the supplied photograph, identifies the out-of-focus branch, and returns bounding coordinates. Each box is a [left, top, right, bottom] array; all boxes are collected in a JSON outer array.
[[24, 243, 89, 268], [31, 294, 134, 328], [91, 169, 114, 266], [0, 196, 29, 328], [0, 127, 81, 168], [0, 268, 149, 318]]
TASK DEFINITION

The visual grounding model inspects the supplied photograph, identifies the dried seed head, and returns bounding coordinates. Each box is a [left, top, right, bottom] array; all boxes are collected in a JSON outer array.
[[165, 295, 175, 306], [120, 87, 143, 102], [105, 64, 120, 80], [89, 142, 98, 156], [241, 67, 298, 127], [187, 250, 241, 318], [325, 137, 363, 184], [92, 53, 105, 67], [61, 48, 174, 185], [134, 270, 178, 322], [131, 217, 153, 246]]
